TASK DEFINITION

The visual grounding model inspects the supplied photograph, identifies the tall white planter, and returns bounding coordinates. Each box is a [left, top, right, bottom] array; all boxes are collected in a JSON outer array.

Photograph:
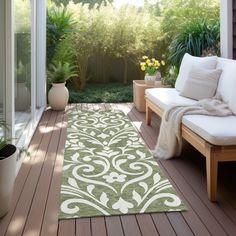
[[48, 83, 69, 111], [0, 144, 17, 218]]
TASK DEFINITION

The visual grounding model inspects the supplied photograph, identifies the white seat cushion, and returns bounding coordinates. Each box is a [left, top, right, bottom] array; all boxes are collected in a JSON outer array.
[[182, 115, 236, 146], [145, 88, 196, 110]]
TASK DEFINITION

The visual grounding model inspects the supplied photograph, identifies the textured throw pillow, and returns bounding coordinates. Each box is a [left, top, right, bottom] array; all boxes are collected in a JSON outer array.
[[175, 53, 218, 91], [179, 65, 222, 101]]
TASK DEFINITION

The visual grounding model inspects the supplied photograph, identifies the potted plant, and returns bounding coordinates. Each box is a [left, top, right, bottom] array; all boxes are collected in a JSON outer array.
[[140, 56, 165, 85], [0, 121, 17, 218], [47, 61, 77, 111]]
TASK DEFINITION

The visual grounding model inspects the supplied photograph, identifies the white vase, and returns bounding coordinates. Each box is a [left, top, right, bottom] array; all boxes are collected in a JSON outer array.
[[0, 144, 17, 218], [48, 82, 69, 111], [144, 74, 157, 85]]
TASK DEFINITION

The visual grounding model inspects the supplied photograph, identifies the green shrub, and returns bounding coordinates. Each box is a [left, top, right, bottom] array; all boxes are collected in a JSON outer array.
[[168, 20, 220, 68], [68, 82, 133, 103]]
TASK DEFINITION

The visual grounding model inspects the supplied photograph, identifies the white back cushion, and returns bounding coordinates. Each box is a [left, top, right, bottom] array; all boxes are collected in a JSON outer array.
[[216, 58, 236, 103], [175, 53, 218, 91]]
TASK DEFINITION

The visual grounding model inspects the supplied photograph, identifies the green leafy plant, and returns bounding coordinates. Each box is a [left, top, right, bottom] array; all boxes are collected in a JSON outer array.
[[0, 121, 30, 159], [0, 121, 10, 153], [47, 61, 78, 84], [162, 66, 179, 87], [47, 4, 75, 66], [168, 20, 220, 68]]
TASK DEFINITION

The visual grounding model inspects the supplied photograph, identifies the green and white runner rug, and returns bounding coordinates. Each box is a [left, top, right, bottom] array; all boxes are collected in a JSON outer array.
[[59, 109, 186, 219]]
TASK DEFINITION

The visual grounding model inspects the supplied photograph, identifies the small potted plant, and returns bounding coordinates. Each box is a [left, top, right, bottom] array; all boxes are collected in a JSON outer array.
[[0, 121, 17, 218], [140, 56, 165, 85], [47, 61, 77, 111]]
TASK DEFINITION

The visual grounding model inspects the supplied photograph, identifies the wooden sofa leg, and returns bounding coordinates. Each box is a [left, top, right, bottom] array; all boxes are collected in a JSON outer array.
[[146, 104, 152, 125], [206, 152, 218, 202]]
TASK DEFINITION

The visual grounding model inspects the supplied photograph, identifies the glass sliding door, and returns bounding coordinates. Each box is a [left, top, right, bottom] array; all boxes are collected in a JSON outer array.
[[3, 0, 46, 173], [14, 0, 32, 140]]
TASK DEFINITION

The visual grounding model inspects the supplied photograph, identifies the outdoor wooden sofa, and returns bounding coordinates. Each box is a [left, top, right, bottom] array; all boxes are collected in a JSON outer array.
[[145, 55, 236, 202]]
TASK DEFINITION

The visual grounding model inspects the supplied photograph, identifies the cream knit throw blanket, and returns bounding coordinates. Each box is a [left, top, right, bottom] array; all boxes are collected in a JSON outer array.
[[153, 95, 233, 160]]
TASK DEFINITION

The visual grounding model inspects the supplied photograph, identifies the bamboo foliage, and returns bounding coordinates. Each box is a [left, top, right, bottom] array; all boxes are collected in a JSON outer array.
[[54, 2, 161, 88]]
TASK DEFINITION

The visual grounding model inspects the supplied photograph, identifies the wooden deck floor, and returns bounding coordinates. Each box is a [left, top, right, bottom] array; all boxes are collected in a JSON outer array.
[[1, 103, 236, 236]]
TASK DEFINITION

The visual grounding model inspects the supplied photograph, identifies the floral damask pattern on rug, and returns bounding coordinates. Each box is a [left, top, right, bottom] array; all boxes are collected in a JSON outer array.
[[59, 109, 186, 219]]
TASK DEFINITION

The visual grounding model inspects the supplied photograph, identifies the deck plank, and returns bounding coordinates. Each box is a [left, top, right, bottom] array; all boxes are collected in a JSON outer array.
[[136, 214, 159, 236], [91, 217, 107, 236], [105, 216, 124, 236], [40, 112, 67, 236], [120, 215, 141, 236], [167, 213, 194, 236], [151, 214, 176, 236], [58, 220, 75, 236], [76, 218, 91, 236]]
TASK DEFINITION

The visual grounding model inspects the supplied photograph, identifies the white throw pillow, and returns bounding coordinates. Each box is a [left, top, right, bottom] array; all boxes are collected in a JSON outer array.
[[175, 53, 218, 91], [179, 65, 222, 100]]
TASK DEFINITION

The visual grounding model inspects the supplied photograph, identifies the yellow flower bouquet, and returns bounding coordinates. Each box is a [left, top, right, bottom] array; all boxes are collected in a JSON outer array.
[[140, 56, 165, 76]]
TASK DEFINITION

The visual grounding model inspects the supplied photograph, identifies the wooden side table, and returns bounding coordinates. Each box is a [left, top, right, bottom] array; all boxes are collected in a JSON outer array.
[[133, 80, 168, 112]]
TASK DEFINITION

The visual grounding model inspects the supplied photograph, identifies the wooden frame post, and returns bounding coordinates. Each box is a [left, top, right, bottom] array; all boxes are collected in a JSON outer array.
[[206, 149, 219, 202], [146, 103, 152, 125]]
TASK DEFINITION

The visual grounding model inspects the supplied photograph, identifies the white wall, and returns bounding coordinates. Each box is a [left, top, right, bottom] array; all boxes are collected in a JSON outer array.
[[220, 0, 233, 59]]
